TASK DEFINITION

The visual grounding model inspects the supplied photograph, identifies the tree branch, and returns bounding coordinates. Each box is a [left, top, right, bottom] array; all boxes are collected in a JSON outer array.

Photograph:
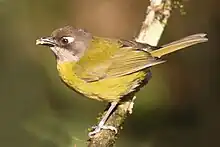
[[88, 0, 172, 146]]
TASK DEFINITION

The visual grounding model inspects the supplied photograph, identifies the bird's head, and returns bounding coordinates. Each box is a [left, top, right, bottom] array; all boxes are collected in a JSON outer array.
[[36, 26, 92, 62]]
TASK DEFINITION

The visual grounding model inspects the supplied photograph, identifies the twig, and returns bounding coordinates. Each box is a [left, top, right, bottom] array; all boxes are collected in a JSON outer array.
[[88, 0, 172, 146], [136, 0, 172, 45]]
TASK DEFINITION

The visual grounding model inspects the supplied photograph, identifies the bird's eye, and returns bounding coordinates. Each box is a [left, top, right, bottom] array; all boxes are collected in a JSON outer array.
[[60, 37, 75, 45], [61, 38, 68, 44]]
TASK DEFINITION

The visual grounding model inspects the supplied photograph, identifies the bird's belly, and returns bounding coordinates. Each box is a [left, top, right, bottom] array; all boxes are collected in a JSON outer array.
[[57, 62, 150, 102]]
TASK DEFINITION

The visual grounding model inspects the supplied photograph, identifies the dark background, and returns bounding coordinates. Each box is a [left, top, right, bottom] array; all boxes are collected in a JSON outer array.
[[0, 0, 219, 147]]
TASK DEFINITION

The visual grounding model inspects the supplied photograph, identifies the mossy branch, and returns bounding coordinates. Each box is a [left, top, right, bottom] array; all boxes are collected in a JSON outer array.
[[88, 99, 133, 147], [88, 0, 173, 146]]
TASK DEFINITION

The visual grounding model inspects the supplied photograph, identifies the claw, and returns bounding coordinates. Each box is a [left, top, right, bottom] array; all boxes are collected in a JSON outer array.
[[102, 125, 118, 133], [88, 102, 118, 138], [89, 125, 117, 138], [88, 126, 101, 137]]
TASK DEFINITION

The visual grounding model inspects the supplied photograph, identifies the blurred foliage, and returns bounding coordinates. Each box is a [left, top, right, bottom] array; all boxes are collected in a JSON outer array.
[[0, 0, 218, 147]]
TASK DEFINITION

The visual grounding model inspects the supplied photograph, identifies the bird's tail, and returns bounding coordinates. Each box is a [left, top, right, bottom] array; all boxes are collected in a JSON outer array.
[[150, 34, 208, 58]]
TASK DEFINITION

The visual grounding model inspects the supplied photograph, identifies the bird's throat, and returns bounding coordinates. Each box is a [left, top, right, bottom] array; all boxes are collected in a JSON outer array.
[[50, 47, 80, 62]]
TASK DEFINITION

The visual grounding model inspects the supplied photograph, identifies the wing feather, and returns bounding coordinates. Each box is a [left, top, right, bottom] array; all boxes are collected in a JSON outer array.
[[106, 48, 165, 77], [74, 38, 163, 82]]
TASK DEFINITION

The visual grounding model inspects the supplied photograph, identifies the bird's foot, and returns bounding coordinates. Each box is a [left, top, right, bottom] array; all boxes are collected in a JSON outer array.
[[88, 125, 117, 138]]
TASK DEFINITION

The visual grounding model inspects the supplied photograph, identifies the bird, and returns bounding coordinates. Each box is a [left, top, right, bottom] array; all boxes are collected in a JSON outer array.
[[36, 26, 208, 137]]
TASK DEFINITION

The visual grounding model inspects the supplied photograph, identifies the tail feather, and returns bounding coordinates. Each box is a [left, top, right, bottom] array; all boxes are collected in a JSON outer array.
[[150, 34, 208, 58]]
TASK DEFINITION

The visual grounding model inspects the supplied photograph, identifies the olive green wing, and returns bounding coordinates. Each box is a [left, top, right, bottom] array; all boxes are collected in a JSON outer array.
[[74, 38, 164, 82], [118, 39, 159, 52], [105, 48, 165, 78]]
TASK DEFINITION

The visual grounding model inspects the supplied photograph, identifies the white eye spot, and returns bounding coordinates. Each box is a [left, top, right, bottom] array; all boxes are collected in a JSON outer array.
[[61, 37, 75, 44]]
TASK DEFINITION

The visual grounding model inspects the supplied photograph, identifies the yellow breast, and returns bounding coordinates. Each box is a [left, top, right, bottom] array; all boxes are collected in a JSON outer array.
[[57, 62, 149, 102]]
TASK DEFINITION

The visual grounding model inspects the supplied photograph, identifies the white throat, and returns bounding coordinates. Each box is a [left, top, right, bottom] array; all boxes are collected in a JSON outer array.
[[50, 47, 80, 63]]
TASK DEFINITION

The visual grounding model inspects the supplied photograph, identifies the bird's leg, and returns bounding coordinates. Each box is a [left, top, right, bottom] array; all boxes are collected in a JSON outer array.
[[89, 101, 118, 137]]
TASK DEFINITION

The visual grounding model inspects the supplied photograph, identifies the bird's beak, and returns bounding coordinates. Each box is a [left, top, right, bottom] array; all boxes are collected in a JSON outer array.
[[36, 36, 56, 47]]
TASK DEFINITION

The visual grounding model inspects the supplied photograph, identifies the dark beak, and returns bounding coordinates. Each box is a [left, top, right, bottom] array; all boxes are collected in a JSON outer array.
[[36, 37, 56, 47]]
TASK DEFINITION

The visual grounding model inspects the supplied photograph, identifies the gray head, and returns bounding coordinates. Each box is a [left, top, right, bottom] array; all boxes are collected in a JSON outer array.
[[36, 26, 92, 62]]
